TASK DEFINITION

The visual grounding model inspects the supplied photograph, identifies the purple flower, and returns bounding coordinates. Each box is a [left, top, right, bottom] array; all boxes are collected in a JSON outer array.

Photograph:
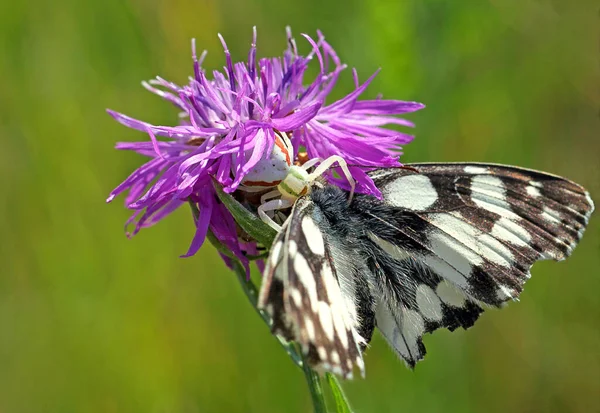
[[107, 27, 424, 266]]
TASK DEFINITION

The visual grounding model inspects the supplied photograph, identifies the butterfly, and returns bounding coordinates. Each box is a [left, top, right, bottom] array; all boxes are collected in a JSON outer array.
[[256, 163, 594, 378]]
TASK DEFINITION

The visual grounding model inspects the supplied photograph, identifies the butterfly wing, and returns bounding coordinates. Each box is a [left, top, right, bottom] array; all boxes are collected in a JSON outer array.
[[259, 162, 594, 374], [355, 163, 594, 366], [258, 197, 366, 378]]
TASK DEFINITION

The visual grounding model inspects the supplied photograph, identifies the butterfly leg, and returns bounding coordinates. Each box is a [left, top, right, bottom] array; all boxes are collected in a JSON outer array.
[[258, 198, 293, 231], [307, 155, 356, 203]]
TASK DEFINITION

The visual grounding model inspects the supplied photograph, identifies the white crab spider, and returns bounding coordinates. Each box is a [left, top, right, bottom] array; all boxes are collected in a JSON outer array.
[[256, 155, 355, 231], [239, 132, 355, 231]]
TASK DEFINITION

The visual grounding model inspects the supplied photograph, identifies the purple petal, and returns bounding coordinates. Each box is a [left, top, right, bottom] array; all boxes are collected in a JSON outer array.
[[324, 114, 415, 128], [217, 33, 237, 92], [128, 163, 179, 208], [181, 194, 213, 258], [215, 154, 233, 187], [107, 110, 222, 138], [351, 100, 425, 114], [141, 81, 186, 110], [231, 128, 271, 190], [107, 157, 168, 203], [319, 69, 381, 115], [325, 119, 415, 142], [115, 141, 191, 154], [145, 126, 165, 159], [198, 71, 230, 114], [327, 167, 382, 198], [301, 33, 324, 73], [126, 198, 170, 237], [248, 27, 257, 81], [271, 101, 321, 131]]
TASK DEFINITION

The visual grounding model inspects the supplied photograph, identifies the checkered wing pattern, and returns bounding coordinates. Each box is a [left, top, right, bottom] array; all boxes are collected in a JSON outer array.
[[259, 163, 594, 374]]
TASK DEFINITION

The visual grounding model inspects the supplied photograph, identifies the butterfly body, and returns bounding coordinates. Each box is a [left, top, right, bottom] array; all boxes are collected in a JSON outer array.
[[258, 163, 594, 378]]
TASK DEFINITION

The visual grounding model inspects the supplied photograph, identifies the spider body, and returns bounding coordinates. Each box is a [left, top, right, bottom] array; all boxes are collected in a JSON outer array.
[[239, 133, 355, 231]]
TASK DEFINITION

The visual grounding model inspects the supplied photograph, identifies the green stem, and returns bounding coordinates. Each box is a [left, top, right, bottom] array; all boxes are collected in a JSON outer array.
[[227, 255, 303, 368], [190, 199, 353, 412], [191, 201, 302, 367], [302, 351, 327, 413], [326, 373, 353, 413]]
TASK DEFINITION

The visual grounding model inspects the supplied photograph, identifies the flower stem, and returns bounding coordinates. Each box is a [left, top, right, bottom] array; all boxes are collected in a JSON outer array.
[[302, 351, 327, 413], [190, 200, 351, 412], [205, 228, 303, 367], [326, 373, 353, 413]]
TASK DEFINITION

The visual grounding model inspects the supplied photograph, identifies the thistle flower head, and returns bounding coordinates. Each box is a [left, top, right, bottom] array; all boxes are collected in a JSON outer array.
[[107, 28, 424, 269]]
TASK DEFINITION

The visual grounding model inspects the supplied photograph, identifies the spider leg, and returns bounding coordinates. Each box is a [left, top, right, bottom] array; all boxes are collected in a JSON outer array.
[[300, 157, 321, 171], [257, 199, 293, 232], [260, 189, 282, 205], [307, 155, 356, 203]]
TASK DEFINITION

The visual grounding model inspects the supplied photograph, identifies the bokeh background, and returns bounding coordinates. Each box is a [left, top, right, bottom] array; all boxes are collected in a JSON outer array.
[[1, 0, 599, 412]]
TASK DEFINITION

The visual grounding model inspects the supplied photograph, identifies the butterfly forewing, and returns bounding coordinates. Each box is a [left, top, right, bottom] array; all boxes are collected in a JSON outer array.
[[258, 225, 294, 341], [359, 163, 593, 366], [259, 198, 366, 378], [259, 162, 594, 374]]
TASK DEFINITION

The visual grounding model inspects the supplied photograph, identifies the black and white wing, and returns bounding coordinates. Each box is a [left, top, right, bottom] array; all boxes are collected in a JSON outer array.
[[353, 163, 594, 367], [258, 162, 594, 375], [257, 197, 366, 378]]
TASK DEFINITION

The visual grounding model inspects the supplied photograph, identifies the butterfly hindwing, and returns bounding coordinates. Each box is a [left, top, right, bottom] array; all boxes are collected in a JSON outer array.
[[361, 234, 485, 367]]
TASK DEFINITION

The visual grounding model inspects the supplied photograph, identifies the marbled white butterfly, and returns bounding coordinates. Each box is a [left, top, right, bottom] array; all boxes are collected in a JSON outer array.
[[257, 163, 594, 378]]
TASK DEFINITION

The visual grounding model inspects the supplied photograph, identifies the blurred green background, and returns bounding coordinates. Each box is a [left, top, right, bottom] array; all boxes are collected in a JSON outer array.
[[1, 0, 599, 412]]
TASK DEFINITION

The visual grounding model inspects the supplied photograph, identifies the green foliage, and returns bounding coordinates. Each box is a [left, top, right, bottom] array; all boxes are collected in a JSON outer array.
[[326, 373, 353, 413], [213, 182, 277, 247], [0, 1, 598, 412]]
